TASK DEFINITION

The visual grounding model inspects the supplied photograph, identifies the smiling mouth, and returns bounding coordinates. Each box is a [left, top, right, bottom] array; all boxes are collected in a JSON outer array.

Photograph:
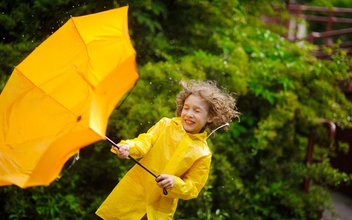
[[184, 119, 195, 125]]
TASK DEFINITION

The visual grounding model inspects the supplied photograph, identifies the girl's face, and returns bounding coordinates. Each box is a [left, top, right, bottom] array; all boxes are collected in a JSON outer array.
[[181, 94, 213, 134]]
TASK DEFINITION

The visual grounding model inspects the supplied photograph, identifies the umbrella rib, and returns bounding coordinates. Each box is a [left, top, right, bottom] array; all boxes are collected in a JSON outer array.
[[72, 64, 95, 90], [70, 17, 89, 59], [70, 18, 99, 88], [15, 68, 80, 120]]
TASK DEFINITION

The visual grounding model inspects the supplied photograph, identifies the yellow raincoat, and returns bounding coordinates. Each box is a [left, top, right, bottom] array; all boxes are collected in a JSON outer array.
[[96, 117, 212, 219]]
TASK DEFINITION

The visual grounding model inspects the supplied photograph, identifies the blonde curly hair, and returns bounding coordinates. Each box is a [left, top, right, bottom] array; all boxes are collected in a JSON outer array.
[[175, 80, 240, 133]]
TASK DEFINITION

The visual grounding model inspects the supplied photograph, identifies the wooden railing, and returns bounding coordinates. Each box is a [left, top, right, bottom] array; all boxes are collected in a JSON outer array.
[[284, 3, 352, 198], [285, 3, 352, 58], [284, 3, 352, 92], [286, 4, 352, 43]]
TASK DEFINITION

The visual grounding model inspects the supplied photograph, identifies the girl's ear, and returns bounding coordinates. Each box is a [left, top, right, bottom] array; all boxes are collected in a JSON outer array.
[[207, 114, 213, 123]]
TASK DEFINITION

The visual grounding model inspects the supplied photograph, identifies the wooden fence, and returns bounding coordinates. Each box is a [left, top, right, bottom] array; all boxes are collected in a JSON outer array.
[[286, 3, 352, 58]]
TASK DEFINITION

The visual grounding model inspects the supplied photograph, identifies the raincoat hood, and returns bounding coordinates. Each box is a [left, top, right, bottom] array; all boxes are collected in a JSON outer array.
[[96, 117, 212, 219]]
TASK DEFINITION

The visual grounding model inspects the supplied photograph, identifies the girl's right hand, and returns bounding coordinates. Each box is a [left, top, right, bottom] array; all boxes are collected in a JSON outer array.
[[112, 144, 130, 159]]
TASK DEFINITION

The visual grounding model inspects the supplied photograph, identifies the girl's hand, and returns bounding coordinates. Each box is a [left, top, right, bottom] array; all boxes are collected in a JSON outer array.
[[112, 144, 130, 159], [156, 174, 175, 189]]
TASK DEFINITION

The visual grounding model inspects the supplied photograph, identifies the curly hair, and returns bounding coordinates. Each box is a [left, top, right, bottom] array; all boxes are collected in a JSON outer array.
[[175, 80, 240, 133]]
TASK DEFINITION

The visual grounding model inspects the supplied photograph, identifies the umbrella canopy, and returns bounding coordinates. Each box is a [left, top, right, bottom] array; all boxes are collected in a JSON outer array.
[[0, 6, 139, 188]]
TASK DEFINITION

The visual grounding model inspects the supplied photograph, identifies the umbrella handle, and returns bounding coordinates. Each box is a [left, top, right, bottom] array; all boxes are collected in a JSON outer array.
[[105, 136, 168, 195]]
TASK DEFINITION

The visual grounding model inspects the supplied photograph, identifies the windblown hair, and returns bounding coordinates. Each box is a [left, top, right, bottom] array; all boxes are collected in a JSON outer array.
[[175, 80, 240, 133]]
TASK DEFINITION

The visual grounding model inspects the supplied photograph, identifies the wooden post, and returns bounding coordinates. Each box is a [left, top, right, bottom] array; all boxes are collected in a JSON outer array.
[[326, 11, 333, 47], [304, 133, 315, 194], [304, 119, 336, 194], [295, 6, 302, 41]]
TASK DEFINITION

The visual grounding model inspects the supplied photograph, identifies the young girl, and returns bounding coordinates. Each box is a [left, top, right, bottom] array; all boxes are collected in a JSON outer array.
[[96, 80, 240, 219]]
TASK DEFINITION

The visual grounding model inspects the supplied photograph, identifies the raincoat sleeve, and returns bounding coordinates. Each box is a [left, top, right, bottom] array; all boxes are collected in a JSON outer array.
[[111, 118, 167, 158], [167, 153, 212, 200]]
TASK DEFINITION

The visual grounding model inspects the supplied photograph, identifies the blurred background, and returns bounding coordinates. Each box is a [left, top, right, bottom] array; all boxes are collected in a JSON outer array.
[[1, 0, 352, 219]]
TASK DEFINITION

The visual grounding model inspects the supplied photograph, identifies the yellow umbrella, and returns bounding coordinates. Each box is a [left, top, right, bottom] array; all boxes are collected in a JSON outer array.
[[0, 6, 139, 188]]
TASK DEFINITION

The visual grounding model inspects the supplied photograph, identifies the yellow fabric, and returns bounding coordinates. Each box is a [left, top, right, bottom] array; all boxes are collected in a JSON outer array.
[[96, 117, 212, 220], [0, 6, 138, 188]]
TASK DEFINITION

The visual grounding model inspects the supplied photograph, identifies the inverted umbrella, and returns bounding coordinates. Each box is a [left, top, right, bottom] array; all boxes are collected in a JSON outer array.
[[0, 6, 140, 188]]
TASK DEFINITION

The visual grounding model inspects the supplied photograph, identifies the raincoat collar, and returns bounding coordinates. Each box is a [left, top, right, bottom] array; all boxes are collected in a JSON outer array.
[[172, 117, 207, 142]]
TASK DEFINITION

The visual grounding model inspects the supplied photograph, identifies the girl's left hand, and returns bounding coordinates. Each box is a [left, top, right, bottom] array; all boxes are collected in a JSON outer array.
[[156, 174, 175, 189]]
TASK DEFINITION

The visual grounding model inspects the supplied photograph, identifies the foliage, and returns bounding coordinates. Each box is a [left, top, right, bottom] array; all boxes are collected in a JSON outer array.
[[1, 0, 352, 219]]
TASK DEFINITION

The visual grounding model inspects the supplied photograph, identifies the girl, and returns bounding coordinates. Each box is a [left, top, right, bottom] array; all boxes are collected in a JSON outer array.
[[96, 80, 240, 219]]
